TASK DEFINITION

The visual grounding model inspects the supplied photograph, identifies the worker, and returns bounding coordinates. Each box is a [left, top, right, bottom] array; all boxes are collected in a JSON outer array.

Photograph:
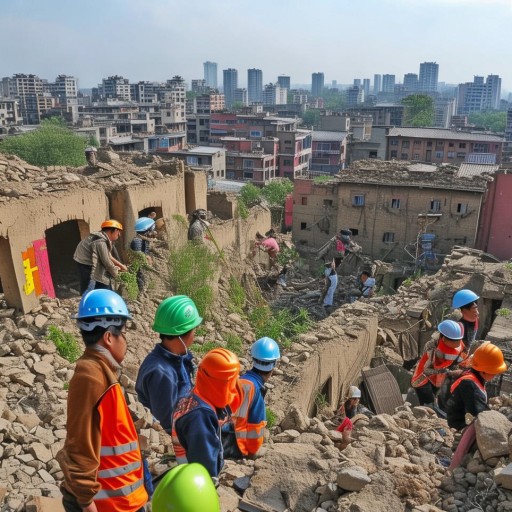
[[411, 320, 469, 407], [359, 271, 376, 298], [188, 209, 209, 243], [73, 220, 127, 294], [136, 295, 202, 433], [322, 259, 338, 312], [57, 290, 148, 512], [172, 348, 240, 480], [452, 289, 480, 351], [343, 386, 374, 419], [130, 217, 156, 294], [255, 231, 280, 267], [222, 337, 281, 459], [334, 402, 353, 451], [152, 463, 219, 512], [446, 342, 507, 469]]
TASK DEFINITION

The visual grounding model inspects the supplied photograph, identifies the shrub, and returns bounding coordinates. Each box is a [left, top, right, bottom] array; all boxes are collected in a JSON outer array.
[[224, 332, 244, 356], [266, 407, 277, 429], [497, 308, 511, 318], [47, 325, 81, 363], [228, 277, 246, 314]]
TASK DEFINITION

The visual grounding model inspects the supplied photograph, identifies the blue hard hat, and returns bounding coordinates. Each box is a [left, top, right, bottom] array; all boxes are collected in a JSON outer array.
[[135, 217, 156, 233], [251, 337, 280, 371], [438, 319, 463, 340], [452, 289, 479, 309], [73, 290, 132, 331]]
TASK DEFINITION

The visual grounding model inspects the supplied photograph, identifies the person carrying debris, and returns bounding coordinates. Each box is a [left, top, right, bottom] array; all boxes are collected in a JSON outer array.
[[57, 290, 148, 512], [221, 337, 281, 459], [452, 289, 480, 351], [188, 209, 210, 243], [321, 260, 338, 312], [130, 217, 156, 294], [172, 348, 241, 480], [411, 320, 469, 407], [136, 295, 202, 434], [446, 342, 507, 469], [254, 231, 280, 267], [73, 220, 127, 294]]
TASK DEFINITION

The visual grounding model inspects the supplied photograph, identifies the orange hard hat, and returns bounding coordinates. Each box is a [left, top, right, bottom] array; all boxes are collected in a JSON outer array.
[[472, 342, 507, 374], [195, 348, 240, 409], [101, 219, 123, 231]]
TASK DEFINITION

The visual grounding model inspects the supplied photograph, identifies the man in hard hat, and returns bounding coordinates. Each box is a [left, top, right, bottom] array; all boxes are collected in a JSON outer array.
[[411, 319, 469, 407], [57, 290, 148, 512], [452, 289, 480, 351], [172, 348, 241, 480], [222, 337, 281, 459], [446, 342, 507, 469], [136, 295, 202, 434], [73, 219, 127, 294], [130, 217, 156, 294]]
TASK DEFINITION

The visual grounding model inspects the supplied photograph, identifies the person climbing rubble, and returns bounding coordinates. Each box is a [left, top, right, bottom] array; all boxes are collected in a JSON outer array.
[[452, 288, 480, 352], [57, 290, 148, 512], [172, 348, 241, 481], [446, 342, 507, 469], [221, 337, 281, 459], [187, 209, 210, 243], [411, 320, 469, 408], [322, 260, 338, 313], [130, 217, 156, 294], [136, 295, 202, 434], [343, 386, 374, 420], [254, 231, 280, 267], [348, 270, 376, 302], [73, 220, 127, 294]]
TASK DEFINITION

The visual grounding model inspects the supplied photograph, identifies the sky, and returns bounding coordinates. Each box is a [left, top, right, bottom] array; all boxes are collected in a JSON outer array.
[[1, 0, 511, 93]]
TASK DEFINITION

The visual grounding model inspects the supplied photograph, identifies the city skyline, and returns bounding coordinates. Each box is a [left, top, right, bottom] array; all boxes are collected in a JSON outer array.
[[2, 0, 512, 92]]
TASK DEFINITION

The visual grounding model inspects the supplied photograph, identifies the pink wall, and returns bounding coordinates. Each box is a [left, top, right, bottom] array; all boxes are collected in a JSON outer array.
[[476, 172, 512, 260]]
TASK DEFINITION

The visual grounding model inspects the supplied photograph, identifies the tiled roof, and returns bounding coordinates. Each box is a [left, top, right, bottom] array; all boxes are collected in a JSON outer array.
[[312, 130, 347, 142], [457, 163, 500, 178], [388, 127, 503, 142]]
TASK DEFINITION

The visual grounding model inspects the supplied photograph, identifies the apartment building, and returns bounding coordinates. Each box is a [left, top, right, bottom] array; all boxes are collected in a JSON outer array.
[[50, 75, 78, 106], [98, 75, 131, 101], [311, 73, 324, 98], [310, 131, 347, 174], [387, 127, 504, 165], [0, 99, 21, 129], [171, 146, 226, 179], [248, 69, 263, 104], [204, 61, 218, 89], [457, 75, 502, 115]]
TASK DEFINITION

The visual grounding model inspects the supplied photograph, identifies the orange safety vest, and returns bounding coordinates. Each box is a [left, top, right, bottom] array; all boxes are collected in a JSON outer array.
[[411, 339, 466, 389], [450, 371, 487, 398], [232, 379, 266, 456], [94, 384, 147, 512]]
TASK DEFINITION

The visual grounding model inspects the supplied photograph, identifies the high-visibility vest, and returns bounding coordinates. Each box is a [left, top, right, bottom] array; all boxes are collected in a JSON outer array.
[[450, 371, 486, 399], [94, 384, 147, 512], [411, 339, 466, 388], [232, 379, 266, 456]]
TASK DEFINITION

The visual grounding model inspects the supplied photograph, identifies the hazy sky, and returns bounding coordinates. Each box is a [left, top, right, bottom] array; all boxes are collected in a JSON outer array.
[[2, 0, 511, 92]]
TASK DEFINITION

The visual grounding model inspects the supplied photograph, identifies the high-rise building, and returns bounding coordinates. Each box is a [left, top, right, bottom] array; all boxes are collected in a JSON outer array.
[[277, 75, 291, 90], [457, 74, 502, 115], [382, 74, 396, 94], [248, 68, 263, 104], [100, 75, 131, 101], [50, 75, 78, 106], [403, 73, 418, 92], [263, 83, 287, 105], [311, 72, 324, 98], [362, 79, 370, 99], [373, 74, 382, 95], [347, 86, 364, 106], [223, 68, 238, 108], [419, 62, 439, 93], [233, 88, 248, 107], [204, 61, 218, 89], [353, 78, 361, 87]]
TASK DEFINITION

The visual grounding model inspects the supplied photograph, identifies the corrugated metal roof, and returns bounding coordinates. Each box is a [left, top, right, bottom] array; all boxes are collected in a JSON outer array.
[[388, 127, 503, 142], [457, 163, 500, 178], [465, 153, 496, 164], [312, 130, 347, 142]]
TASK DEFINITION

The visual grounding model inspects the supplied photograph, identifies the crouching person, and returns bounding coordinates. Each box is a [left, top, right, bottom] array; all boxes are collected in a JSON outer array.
[[57, 290, 148, 512], [172, 348, 241, 481]]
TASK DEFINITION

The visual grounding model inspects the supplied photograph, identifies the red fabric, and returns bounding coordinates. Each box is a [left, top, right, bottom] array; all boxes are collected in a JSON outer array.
[[336, 417, 353, 433], [261, 238, 279, 253]]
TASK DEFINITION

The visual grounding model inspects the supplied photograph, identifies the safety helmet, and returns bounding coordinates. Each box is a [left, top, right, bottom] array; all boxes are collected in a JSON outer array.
[[153, 296, 203, 336], [251, 337, 280, 371], [73, 289, 131, 331], [452, 289, 479, 309], [193, 209, 207, 220], [152, 463, 220, 512], [339, 229, 352, 243], [134, 217, 156, 233], [472, 342, 507, 374], [349, 385, 361, 399], [438, 320, 464, 341], [195, 348, 240, 408], [101, 219, 123, 231]]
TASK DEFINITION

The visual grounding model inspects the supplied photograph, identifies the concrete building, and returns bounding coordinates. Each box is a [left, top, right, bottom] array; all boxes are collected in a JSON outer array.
[[171, 146, 226, 179], [263, 83, 287, 106], [248, 68, 263, 104], [191, 79, 209, 95], [346, 104, 404, 127], [310, 130, 347, 174], [186, 114, 210, 144], [233, 88, 248, 107], [49, 75, 78, 106], [503, 108, 512, 162], [387, 127, 504, 165], [382, 74, 396, 94], [277, 75, 291, 90], [99, 75, 131, 101], [346, 86, 364, 106], [362, 79, 371, 99], [418, 62, 439, 93], [292, 162, 488, 263], [130, 81, 159, 104], [311, 73, 325, 98], [373, 74, 382, 95], [0, 99, 21, 130], [433, 98, 456, 129], [204, 61, 218, 89], [403, 73, 419, 93], [457, 75, 502, 115], [223, 68, 238, 108]]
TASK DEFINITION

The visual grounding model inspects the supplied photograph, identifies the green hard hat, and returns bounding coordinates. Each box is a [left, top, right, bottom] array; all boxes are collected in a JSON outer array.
[[153, 295, 203, 336], [152, 463, 220, 512]]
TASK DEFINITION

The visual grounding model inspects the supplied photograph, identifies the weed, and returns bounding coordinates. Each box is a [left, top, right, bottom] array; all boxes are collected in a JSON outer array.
[[315, 392, 329, 410], [195, 325, 208, 337], [63, 382, 69, 391], [168, 243, 220, 319], [224, 332, 244, 356], [276, 246, 300, 267], [47, 326, 81, 363], [237, 198, 249, 220], [116, 272, 139, 301], [402, 278, 413, 287], [172, 214, 188, 227], [313, 175, 334, 184], [504, 262, 512, 272], [228, 277, 246, 314], [497, 308, 511, 318], [190, 340, 218, 355], [266, 407, 276, 429]]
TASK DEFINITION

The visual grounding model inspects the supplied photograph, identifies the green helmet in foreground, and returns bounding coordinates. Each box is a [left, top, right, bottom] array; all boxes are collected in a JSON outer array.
[[152, 463, 220, 512], [153, 295, 203, 336]]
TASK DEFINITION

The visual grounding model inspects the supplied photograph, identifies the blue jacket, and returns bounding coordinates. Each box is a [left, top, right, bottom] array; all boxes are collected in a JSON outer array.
[[242, 370, 266, 424], [135, 344, 194, 433]]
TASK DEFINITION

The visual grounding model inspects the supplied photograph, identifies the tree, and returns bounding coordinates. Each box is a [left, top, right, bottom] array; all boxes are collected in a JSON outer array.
[[468, 111, 506, 133], [0, 117, 90, 167], [260, 179, 293, 207], [301, 109, 321, 128], [401, 95, 434, 127]]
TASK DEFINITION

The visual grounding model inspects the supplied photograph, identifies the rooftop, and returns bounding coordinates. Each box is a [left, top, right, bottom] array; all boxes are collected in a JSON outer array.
[[457, 162, 500, 178], [388, 127, 504, 143], [312, 130, 347, 142], [172, 146, 225, 156]]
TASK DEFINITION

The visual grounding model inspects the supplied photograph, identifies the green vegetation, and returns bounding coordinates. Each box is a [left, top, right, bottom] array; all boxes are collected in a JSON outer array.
[[63, 382, 69, 391], [190, 340, 217, 355], [47, 326, 81, 363], [468, 111, 506, 133], [168, 243, 220, 319], [301, 110, 321, 128], [237, 197, 249, 220], [261, 180, 293, 207], [224, 332, 244, 356], [227, 276, 246, 315], [276, 246, 300, 267], [401, 94, 434, 127], [240, 183, 262, 207], [313, 175, 334, 184], [172, 214, 188, 227], [323, 90, 346, 110], [0, 117, 97, 167], [504, 262, 512, 272], [496, 308, 511, 318], [266, 407, 277, 429], [314, 392, 330, 410], [115, 250, 150, 301]]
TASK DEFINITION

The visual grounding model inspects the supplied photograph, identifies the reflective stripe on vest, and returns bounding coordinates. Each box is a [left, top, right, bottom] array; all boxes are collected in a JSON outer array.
[[94, 384, 147, 512], [450, 372, 486, 400]]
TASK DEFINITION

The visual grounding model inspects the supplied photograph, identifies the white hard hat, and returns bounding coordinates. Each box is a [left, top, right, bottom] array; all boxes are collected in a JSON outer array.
[[349, 386, 361, 398]]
